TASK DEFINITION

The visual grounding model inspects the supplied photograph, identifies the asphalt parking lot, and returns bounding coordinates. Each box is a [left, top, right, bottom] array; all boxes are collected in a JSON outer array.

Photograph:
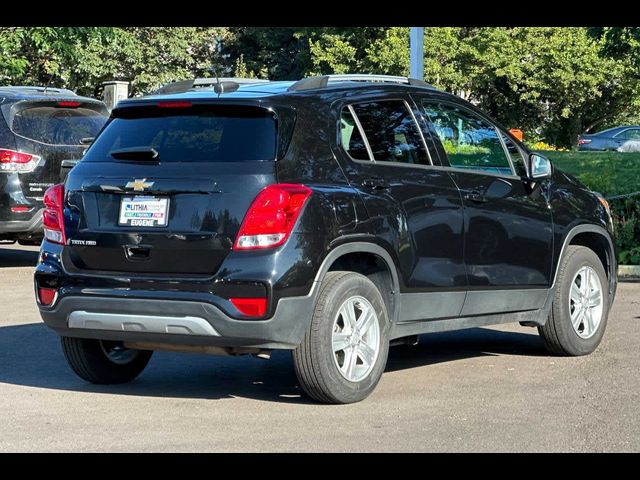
[[1, 243, 638, 452]]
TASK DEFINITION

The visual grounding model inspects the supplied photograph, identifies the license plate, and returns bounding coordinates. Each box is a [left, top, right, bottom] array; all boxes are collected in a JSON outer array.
[[118, 196, 169, 227]]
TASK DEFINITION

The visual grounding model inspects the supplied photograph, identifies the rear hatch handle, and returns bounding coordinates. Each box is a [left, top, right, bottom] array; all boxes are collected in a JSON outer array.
[[124, 244, 152, 261]]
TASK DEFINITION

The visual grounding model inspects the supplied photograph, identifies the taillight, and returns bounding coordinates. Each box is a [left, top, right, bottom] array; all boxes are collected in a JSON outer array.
[[37, 287, 57, 306], [234, 184, 312, 250], [43, 184, 66, 245], [0, 148, 41, 172], [578, 138, 592, 145], [230, 297, 267, 317]]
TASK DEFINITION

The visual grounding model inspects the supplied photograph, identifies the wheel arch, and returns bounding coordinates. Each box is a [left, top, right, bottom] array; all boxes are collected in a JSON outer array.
[[553, 224, 616, 296], [314, 242, 401, 324]]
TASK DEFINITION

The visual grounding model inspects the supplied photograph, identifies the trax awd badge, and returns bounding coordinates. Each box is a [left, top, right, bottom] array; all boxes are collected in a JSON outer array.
[[126, 178, 154, 192], [70, 239, 97, 246]]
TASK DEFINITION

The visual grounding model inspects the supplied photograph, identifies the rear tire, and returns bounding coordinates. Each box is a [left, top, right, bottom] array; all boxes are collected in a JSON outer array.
[[293, 271, 390, 404], [61, 337, 153, 384], [538, 246, 610, 356]]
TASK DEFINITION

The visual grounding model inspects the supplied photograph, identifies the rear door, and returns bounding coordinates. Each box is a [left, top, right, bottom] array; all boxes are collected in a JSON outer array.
[[334, 96, 467, 321], [64, 102, 283, 275], [4, 99, 108, 199], [418, 98, 553, 315]]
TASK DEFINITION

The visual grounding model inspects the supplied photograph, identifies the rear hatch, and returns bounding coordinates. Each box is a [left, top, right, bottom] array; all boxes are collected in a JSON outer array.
[[2, 98, 108, 199], [64, 101, 289, 275]]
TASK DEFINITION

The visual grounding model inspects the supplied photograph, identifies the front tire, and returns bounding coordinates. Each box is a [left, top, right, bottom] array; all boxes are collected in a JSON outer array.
[[293, 271, 390, 404], [61, 337, 153, 384], [538, 246, 610, 356]]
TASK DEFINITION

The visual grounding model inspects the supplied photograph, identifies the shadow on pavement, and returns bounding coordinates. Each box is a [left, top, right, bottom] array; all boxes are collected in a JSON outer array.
[[386, 327, 546, 373], [0, 245, 39, 268], [0, 322, 546, 403]]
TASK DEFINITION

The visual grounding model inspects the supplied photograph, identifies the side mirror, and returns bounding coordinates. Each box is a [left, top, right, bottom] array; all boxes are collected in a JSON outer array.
[[528, 153, 552, 180]]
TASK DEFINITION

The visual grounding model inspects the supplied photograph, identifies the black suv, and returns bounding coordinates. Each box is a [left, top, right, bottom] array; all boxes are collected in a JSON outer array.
[[34, 75, 617, 404], [0, 86, 108, 244]]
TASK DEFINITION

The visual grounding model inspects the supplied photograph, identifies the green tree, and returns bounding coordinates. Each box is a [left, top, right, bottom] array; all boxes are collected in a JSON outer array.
[[0, 27, 225, 96], [222, 27, 314, 80], [310, 27, 639, 147], [468, 28, 634, 146], [1, 27, 638, 148]]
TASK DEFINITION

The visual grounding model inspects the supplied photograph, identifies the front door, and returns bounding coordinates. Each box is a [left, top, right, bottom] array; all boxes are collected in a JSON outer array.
[[333, 97, 466, 321], [418, 98, 553, 316]]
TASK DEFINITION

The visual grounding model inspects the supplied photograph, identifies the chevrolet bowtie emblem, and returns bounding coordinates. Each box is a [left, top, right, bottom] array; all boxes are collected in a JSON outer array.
[[125, 178, 154, 192]]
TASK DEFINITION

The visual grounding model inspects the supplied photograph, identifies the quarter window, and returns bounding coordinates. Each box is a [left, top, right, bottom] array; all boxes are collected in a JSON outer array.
[[344, 100, 429, 165], [422, 101, 514, 176], [340, 108, 370, 161]]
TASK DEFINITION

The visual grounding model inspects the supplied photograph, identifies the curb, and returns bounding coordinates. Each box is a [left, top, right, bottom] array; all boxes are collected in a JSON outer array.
[[618, 265, 640, 278]]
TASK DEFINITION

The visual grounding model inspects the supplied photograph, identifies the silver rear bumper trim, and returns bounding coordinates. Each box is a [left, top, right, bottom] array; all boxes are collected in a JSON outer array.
[[68, 311, 220, 336]]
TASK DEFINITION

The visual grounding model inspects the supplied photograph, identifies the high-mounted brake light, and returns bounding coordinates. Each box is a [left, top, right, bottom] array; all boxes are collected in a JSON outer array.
[[43, 184, 66, 245], [0, 148, 41, 172], [57, 101, 81, 108], [157, 101, 193, 108], [234, 184, 312, 250], [230, 298, 268, 317]]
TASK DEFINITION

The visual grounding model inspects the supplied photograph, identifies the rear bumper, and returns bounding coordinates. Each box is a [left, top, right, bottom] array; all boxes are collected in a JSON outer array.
[[0, 208, 43, 238], [39, 292, 316, 350]]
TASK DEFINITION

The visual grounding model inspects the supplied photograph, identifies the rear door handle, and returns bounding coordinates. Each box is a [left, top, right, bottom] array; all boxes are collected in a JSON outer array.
[[362, 178, 389, 190], [463, 190, 488, 203]]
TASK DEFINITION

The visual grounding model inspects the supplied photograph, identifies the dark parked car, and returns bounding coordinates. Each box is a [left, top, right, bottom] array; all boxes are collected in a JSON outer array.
[[0, 86, 108, 244], [35, 75, 617, 404], [578, 125, 640, 152]]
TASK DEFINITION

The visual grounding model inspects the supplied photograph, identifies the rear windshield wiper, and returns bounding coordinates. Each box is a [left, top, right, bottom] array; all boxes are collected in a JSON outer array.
[[110, 147, 160, 161]]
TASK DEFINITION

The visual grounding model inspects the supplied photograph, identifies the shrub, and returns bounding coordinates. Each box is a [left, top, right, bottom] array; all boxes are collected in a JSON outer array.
[[526, 141, 569, 152], [441, 139, 490, 155], [609, 196, 640, 265]]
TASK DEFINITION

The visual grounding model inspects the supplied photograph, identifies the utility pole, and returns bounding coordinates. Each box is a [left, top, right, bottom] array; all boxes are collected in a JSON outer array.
[[409, 27, 424, 80]]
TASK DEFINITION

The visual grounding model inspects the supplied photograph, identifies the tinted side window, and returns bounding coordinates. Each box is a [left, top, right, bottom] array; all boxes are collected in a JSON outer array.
[[500, 132, 527, 177], [618, 129, 640, 140], [422, 101, 513, 176], [350, 100, 429, 165], [340, 108, 370, 161]]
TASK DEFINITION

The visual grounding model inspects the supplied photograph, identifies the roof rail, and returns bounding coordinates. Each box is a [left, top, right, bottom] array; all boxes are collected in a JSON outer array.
[[150, 77, 270, 95], [287, 74, 433, 92]]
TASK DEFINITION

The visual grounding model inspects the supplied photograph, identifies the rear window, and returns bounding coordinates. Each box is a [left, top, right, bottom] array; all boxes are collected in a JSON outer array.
[[84, 105, 277, 163], [12, 106, 107, 145]]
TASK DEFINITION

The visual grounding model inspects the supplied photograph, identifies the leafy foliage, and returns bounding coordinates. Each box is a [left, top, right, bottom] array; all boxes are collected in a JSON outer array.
[[545, 151, 640, 264], [0, 27, 225, 96], [1, 27, 639, 148]]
